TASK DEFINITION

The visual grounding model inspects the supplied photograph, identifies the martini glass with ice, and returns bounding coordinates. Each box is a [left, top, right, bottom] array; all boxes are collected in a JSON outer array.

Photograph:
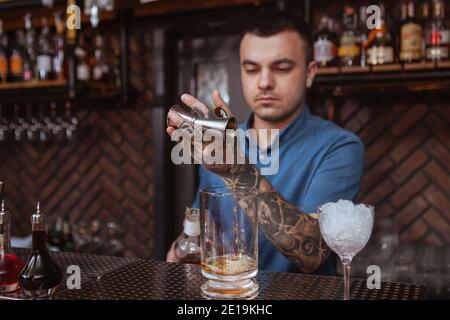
[[318, 200, 374, 300]]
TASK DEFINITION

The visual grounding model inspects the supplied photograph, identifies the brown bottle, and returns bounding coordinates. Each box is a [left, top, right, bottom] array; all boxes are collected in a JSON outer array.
[[400, 0, 423, 63], [18, 203, 63, 298], [174, 208, 201, 264]]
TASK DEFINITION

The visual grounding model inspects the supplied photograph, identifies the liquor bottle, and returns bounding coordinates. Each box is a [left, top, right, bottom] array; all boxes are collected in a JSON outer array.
[[367, 4, 395, 65], [92, 34, 110, 82], [66, 0, 77, 98], [18, 203, 63, 298], [313, 16, 338, 67], [400, 0, 423, 63], [359, 6, 368, 67], [53, 11, 65, 80], [47, 215, 63, 251], [36, 18, 53, 81], [338, 4, 360, 66], [174, 208, 201, 264], [0, 182, 24, 293], [420, 0, 431, 60], [61, 214, 75, 252], [0, 20, 8, 83], [425, 0, 449, 61], [23, 13, 36, 81], [8, 30, 25, 82], [75, 34, 90, 82]]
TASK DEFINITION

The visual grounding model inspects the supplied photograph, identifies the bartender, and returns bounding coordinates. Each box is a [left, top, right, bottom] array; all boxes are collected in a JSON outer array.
[[166, 11, 364, 275]]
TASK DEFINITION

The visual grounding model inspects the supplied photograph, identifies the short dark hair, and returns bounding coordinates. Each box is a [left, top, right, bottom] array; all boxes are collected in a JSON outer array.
[[241, 11, 313, 63]]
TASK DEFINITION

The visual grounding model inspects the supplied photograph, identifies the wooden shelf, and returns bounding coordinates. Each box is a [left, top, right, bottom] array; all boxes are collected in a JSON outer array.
[[0, 79, 67, 90], [0, 79, 121, 101], [313, 62, 450, 95]]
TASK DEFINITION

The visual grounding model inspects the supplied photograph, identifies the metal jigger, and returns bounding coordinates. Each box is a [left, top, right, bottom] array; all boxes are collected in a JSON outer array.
[[167, 104, 237, 131]]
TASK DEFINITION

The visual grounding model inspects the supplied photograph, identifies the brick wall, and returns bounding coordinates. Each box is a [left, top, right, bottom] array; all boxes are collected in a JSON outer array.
[[311, 94, 450, 247], [0, 26, 156, 258]]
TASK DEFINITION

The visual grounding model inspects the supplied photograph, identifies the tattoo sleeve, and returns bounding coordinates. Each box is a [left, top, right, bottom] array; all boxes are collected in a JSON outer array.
[[215, 163, 331, 273]]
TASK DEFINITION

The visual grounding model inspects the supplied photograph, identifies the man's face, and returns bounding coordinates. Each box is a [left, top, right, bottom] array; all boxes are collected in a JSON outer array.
[[239, 31, 316, 123]]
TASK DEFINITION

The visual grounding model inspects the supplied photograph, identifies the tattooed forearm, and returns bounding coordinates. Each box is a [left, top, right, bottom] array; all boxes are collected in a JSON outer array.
[[216, 163, 330, 273]]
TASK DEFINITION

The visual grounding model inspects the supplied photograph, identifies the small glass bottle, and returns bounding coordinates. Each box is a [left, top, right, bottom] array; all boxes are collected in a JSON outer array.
[[174, 208, 201, 264], [0, 193, 24, 293], [18, 203, 63, 298]]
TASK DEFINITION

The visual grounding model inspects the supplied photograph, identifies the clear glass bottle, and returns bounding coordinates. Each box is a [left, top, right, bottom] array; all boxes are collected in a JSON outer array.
[[18, 203, 63, 298], [338, 4, 360, 67], [400, 0, 423, 63], [0, 182, 24, 293], [425, 0, 449, 61], [174, 208, 201, 264], [36, 18, 52, 81], [313, 16, 338, 67]]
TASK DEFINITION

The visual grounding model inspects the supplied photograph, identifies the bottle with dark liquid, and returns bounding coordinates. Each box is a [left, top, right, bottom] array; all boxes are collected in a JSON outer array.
[[174, 207, 201, 264], [18, 203, 63, 298], [0, 182, 24, 293]]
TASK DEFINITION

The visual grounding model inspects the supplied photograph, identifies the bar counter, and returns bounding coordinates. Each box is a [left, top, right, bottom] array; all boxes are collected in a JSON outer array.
[[0, 248, 426, 300]]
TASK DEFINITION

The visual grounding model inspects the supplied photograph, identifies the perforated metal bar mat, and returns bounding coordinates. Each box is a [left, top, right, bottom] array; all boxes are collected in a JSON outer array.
[[0, 248, 138, 300], [54, 259, 426, 300]]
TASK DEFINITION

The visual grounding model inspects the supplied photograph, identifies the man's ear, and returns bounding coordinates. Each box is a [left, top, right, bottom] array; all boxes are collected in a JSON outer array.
[[306, 60, 318, 88]]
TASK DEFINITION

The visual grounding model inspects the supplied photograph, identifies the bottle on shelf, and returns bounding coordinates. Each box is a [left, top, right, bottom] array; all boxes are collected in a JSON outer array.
[[358, 5, 368, 67], [8, 30, 25, 82], [47, 215, 63, 251], [366, 3, 395, 65], [75, 34, 90, 82], [23, 13, 36, 81], [0, 182, 24, 293], [61, 214, 75, 252], [53, 11, 65, 80], [420, 0, 431, 61], [174, 207, 201, 264], [338, 4, 360, 67], [400, 0, 423, 63], [425, 0, 449, 61], [0, 20, 8, 83], [92, 33, 110, 82], [313, 16, 338, 67], [18, 202, 63, 298], [36, 18, 53, 81]]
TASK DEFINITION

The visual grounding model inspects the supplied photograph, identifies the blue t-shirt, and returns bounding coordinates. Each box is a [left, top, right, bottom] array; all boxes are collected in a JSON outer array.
[[192, 105, 364, 276]]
